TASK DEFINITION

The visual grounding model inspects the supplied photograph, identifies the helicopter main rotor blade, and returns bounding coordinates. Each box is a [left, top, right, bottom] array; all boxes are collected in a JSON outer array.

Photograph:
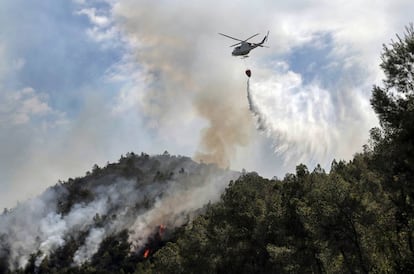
[[230, 41, 242, 47], [219, 32, 261, 47], [243, 33, 260, 42], [218, 33, 244, 42]]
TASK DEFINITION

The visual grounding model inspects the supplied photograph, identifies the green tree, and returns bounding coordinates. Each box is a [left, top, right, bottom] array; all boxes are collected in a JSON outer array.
[[88, 230, 134, 274], [370, 23, 414, 271]]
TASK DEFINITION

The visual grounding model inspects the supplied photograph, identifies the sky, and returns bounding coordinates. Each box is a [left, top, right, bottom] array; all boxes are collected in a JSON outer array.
[[0, 0, 413, 209]]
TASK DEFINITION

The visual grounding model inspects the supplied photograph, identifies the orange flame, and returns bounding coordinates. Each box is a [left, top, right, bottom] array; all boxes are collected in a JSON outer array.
[[159, 224, 166, 235], [143, 248, 150, 258]]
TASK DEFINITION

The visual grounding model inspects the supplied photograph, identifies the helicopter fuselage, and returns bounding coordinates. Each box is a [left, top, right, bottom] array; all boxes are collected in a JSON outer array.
[[232, 42, 254, 56]]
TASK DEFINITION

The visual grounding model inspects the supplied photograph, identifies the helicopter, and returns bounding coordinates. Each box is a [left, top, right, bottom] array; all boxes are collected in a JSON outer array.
[[219, 31, 269, 58]]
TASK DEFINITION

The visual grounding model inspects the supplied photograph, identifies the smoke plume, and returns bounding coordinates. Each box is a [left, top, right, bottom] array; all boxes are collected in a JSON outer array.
[[112, 1, 254, 168], [0, 154, 239, 270]]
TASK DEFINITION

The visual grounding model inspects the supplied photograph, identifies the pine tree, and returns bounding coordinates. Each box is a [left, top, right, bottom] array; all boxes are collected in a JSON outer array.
[[370, 23, 414, 271]]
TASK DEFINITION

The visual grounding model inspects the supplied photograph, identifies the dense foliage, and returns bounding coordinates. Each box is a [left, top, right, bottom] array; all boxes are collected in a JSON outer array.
[[1, 25, 413, 273]]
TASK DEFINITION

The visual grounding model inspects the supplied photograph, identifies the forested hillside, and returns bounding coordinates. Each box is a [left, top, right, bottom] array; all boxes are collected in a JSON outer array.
[[1, 25, 413, 274], [0, 153, 238, 273]]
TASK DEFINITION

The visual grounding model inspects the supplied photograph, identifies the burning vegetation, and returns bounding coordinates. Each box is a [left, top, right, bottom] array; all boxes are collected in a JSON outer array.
[[140, 225, 168, 260], [143, 249, 150, 259], [0, 152, 238, 272]]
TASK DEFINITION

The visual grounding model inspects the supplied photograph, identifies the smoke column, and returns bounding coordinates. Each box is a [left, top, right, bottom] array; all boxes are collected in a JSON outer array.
[[112, 1, 253, 168]]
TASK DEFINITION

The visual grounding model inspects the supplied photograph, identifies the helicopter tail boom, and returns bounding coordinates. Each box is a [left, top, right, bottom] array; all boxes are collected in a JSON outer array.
[[255, 31, 269, 47]]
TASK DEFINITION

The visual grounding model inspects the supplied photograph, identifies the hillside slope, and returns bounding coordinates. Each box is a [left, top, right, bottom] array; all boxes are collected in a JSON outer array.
[[0, 152, 239, 272]]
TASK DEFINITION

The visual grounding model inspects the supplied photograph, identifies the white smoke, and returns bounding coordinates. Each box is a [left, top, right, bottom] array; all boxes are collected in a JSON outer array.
[[0, 155, 238, 270], [128, 169, 234, 249], [73, 227, 105, 265], [0, 187, 110, 269]]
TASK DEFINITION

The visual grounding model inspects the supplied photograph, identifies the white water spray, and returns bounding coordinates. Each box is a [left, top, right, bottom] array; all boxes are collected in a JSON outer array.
[[246, 71, 373, 167]]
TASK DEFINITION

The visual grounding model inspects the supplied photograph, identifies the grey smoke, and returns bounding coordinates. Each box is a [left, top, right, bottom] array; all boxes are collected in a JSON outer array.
[[112, 0, 255, 168], [0, 154, 239, 270], [73, 227, 105, 265]]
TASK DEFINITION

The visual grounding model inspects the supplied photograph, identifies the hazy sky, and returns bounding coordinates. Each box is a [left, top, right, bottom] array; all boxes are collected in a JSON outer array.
[[1, 0, 413, 209]]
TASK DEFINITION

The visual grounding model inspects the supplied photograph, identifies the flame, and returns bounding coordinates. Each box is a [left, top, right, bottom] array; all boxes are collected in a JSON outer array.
[[143, 248, 150, 259], [159, 224, 166, 235]]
